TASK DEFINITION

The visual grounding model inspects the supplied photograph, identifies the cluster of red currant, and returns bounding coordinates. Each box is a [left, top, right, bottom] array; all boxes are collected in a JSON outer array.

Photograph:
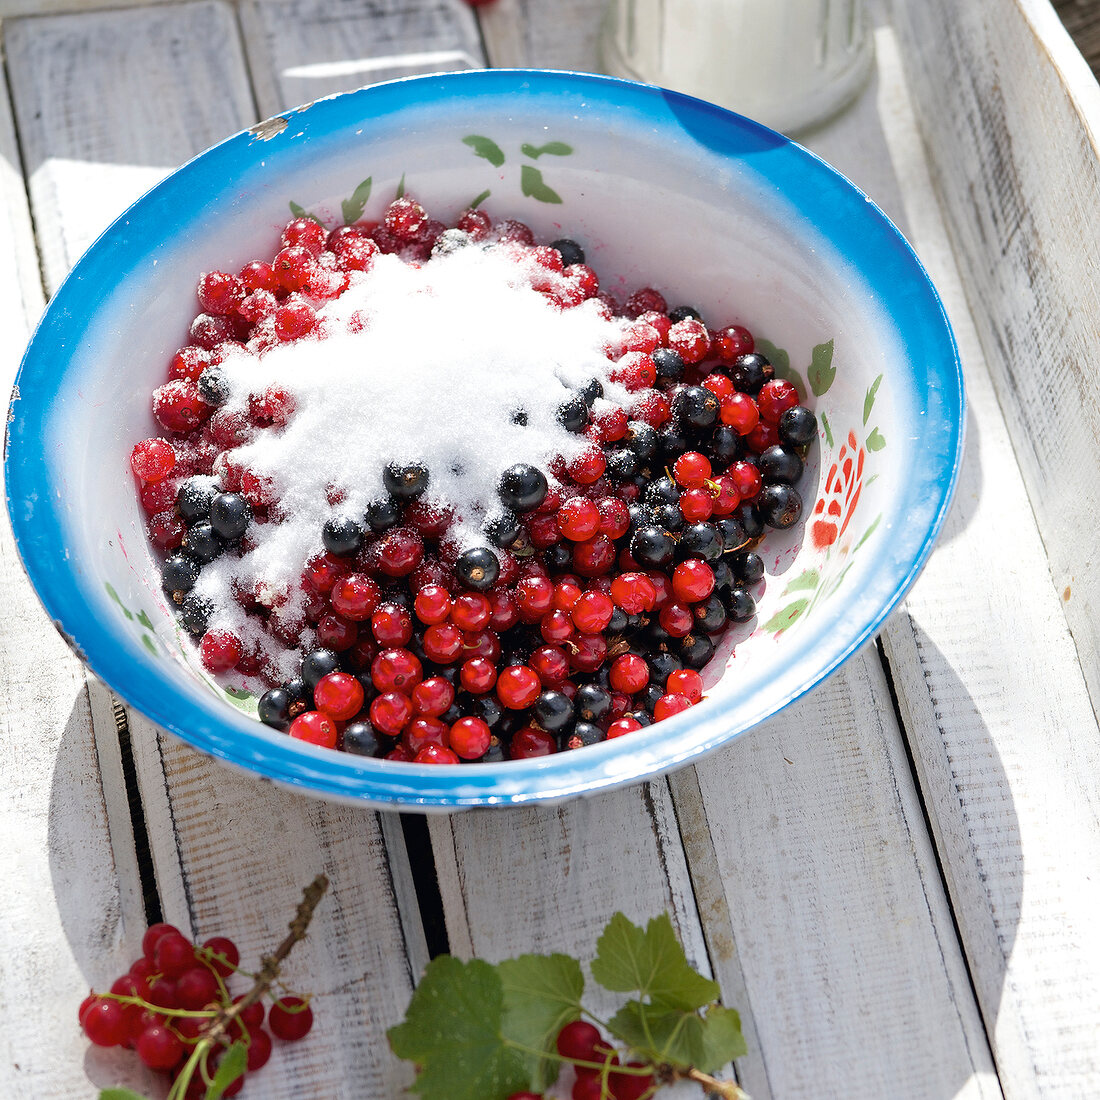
[[78, 922, 311, 1098], [130, 198, 815, 764], [507, 1021, 657, 1100]]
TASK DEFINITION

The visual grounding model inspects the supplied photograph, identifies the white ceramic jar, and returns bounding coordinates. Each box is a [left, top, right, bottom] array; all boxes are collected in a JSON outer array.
[[600, 0, 874, 135]]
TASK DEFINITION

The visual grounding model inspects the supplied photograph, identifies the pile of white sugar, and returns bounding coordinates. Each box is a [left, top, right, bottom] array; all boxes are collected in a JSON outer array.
[[193, 241, 630, 674]]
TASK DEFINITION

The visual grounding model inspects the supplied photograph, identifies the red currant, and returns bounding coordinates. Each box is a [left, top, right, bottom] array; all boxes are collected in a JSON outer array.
[[269, 996, 313, 1041], [672, 561, 715, 603], [450, 716, 492, 760], [369, 692, 414, 737], [314, 671, 365, 721], [289, 711, 339, 748], [609, 654, 649, 694], [653, 693, 693, 720], [496, 665, 541, 709]]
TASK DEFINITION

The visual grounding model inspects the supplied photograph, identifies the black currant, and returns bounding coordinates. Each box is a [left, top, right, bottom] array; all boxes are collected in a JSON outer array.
[[730, 550, 765, 586], [208, 492, 251, 540], [723, 586, 757, 623], [557, 393, 590, 432], [731, 353, 771, 393], [485, 510, 521, 549], [383, 461, 430, 501], [679, 632, 715, 670], [322, 515, 363, 556], [575, 684, 612, 722], [179, 593, 212, 635], [673, 385, 720, 429], [162, 552, 200, 596], [551, 238, 585, 266], [755, 484, 803, 529], [499, 463, 548, 512], [757, 445, 803, 485], [645, 476, 681, 508], [455, 547, 500, 591], [343, 721, 383, 756], [365, 496, 401, 534], [258, 688, 292, 731], [779, 404, 818, 446], [301, 648, 340, 691], [694, 595, 728, 634], [668, 304, 702, 323], [631, 526, 676, 568], [652, 347, 685, 382], [626, 421, 659, 461], [648, 649, 683, 689], [678, 522, 724, 562], [534, 690, 573, 732], [581, 378, 604, 405], [197, 365, 229, 406], [561, 722, 604, 750], [182, 522, 223, 565], [176, 478, 216, 523]]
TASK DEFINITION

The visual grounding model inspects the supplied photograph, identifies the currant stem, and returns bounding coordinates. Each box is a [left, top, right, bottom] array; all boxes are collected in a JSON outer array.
[[202, 873, 329, 1048], [680, 1067, 750, 1099]]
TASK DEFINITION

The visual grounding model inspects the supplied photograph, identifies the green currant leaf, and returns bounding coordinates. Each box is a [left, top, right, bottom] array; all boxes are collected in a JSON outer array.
[[99, 1090, 153, 1100], [808, 338, 836, 396], [863, 372, 883, 425], [499, 954, 584, 1091], [388, 956, 530, 1100], [590, 913, 718, 1011], [341, 176, 373, 225], [866, 427, 885, 451], [607, 1001, 745, 1073], [519, 165, 563, 204], [762, 598, 809, 633], [521, 141, 574, 158], [205, 1041, 248, 1099], [820, 410, 834, 448], [462, 135, 506, 167]]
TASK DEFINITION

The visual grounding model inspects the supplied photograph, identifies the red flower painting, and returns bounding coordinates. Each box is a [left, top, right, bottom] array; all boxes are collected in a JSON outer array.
[[810, 430, 864, 550]]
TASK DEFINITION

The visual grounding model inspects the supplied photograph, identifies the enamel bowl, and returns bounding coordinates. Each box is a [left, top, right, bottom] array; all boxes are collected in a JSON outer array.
[[4, 70, 963, 809]]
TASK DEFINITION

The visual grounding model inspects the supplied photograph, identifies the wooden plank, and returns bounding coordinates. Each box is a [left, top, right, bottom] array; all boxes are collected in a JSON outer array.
[[428, 782, 740, 1093], [476, 0, 604, 72], [239, 0, 483, 119], [873, 13, 1100, 1095], [5, 5, 424, 1094], [466, 9, 1001, 1098], [5, 1, 257, 294], [674, 655, 1001, 1100], [0, 62, 162, 1098], [887, 0, 1100, 756], [129, 712, 422, 1095]]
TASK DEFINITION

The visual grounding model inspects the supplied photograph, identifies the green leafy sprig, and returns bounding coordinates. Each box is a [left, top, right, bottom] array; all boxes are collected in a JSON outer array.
[[388, 912, 748, 1100]]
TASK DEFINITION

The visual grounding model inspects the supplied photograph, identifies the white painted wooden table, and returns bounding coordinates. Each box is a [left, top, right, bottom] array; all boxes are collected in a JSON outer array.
[[3, 1, 1100, 1097]]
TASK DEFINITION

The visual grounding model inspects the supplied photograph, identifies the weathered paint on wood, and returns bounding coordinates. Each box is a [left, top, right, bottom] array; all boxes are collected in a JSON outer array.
[[240, 0, 483, 118], [879, 9, 1100, 1093], [4, 4, 424, 1095]]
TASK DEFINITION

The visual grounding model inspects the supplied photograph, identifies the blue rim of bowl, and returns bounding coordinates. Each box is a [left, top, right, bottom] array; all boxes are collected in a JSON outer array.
[[4, 69, 965, 808]]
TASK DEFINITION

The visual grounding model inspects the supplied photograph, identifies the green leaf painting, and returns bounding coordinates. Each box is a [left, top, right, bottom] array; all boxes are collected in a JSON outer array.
[[469, 189, 491, 209], [867, 427, 885, 451], [863, 373, 883, 425], [520, 165, 563, 204], [341, 176, 373, 225], [763, 598, 810, 634], [288, 201, 323, 225], [520, 141, 573, 159], [462, 135, 506, 167], [808, 339, 836, 396]]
